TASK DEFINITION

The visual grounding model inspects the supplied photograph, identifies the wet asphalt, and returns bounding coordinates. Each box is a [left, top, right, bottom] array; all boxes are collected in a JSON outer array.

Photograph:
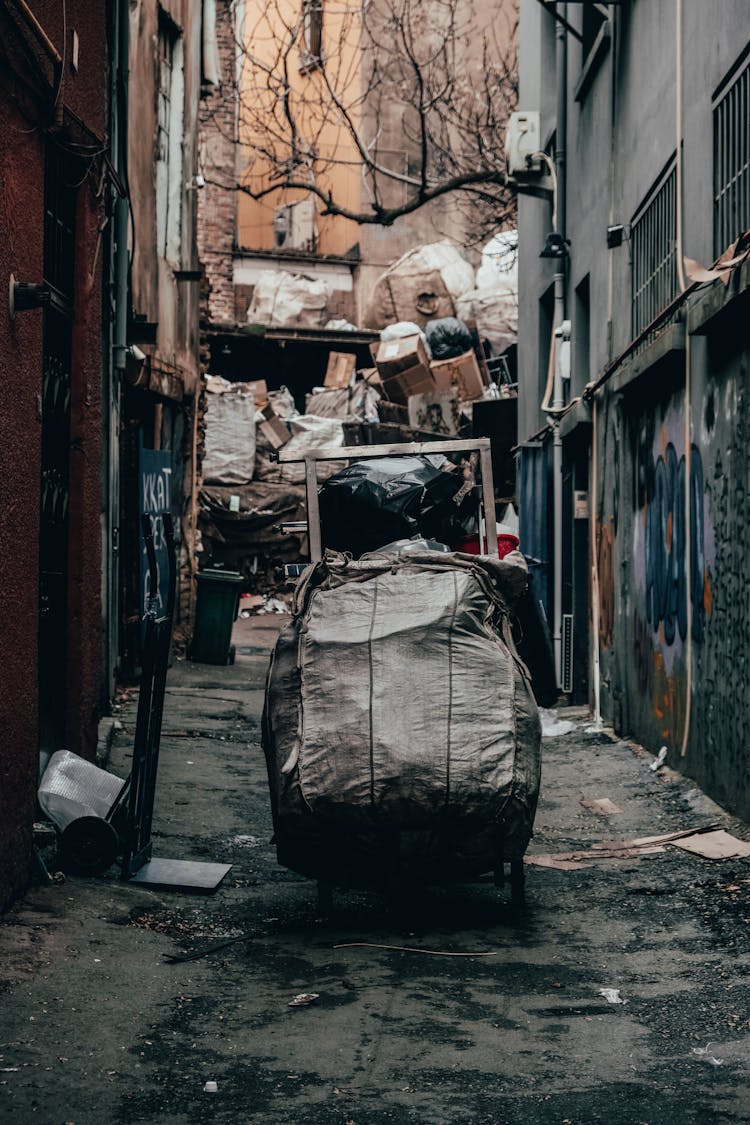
[[1, 614, 750, 1124]]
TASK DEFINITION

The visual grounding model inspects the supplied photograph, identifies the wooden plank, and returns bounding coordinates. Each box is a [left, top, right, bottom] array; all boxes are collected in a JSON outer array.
[[480, 444, 498, 557], [305, 458, 322, 561], [277, 437, 492, 464]]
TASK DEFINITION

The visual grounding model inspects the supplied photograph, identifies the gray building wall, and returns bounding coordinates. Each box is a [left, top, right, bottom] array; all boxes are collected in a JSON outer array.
[[518, 1, 750, 814]]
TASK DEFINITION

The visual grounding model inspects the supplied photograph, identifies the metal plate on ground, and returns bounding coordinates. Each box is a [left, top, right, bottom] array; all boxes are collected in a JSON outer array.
[[127, 857, 233, 893]]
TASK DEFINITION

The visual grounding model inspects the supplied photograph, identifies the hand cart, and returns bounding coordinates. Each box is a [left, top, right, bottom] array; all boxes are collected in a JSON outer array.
[[271, 436, 528, 905]]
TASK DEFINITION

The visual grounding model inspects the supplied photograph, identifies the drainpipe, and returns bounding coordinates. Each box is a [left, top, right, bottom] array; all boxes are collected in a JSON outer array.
[[104, 0, 129, 695], [113, 0, 129, 380], [551, 3, 568, 688]]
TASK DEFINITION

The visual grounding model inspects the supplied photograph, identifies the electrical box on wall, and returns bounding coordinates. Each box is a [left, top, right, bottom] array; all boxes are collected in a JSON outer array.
[[505, 111, 543, 176], [505, 111, 554, 200]]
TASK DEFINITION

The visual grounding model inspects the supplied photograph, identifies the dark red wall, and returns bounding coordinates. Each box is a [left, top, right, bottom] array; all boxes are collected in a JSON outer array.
[[0, 1, 108, 908], [0, 103, 45, 910]]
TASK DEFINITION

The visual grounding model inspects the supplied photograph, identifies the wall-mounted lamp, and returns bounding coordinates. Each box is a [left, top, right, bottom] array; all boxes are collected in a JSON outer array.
[[606, 223, 630, 249], [9, 274, 51, 318], [273, 207, 289, 247], [186, 173, 205, 191], [539, 232, 570, 259], [124, 344, 148, 387]]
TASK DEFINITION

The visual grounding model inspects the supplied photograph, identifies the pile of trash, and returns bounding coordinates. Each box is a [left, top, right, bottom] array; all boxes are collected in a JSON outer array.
[[199, 237, 519, 588]]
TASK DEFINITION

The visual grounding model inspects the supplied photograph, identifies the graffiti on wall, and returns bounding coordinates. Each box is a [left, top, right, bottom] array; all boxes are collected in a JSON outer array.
[[625, 394, 716, 743], [643, 442, 706, 645], [699, 370, 750, 799], [597, 517, 615, 649]]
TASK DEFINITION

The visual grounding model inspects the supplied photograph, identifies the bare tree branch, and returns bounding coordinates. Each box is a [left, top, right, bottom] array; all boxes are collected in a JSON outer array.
[[209, 0, 517, 236]]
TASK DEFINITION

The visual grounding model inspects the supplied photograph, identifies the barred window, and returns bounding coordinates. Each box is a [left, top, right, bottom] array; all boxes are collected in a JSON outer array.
[[714, 51, 750, 255], [631, 163, 678, 337], [301, 1, 322, 68]]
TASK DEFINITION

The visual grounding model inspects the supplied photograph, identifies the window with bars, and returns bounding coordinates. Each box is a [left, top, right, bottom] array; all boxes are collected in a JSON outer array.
[[630, 163, 678, 337], [301, 1, 323, 70], [714, 51, 750, 255]]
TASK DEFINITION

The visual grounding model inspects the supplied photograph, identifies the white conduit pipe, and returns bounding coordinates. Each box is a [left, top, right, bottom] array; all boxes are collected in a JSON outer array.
[[590, 396, 602, 728], [675, 0, 692, 755]]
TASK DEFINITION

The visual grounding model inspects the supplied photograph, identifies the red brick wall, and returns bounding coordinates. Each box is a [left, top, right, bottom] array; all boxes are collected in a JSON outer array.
[[0, 1, 107, 909], [197, 0, 237, 326]]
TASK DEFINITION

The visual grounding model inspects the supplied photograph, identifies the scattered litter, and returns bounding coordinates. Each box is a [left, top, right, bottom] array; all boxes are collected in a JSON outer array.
[[669, 829, 750, 861], [230, 835, 261, 848], [539, 708, 576, 737], [598, 987, 627, 1005], [526, 844, 666, 870], [258, 596, 289, 615], [163, 934, 251, 963], [239, 594, 265, 618], [692, 1044, 725, 1066], [203, 1080, 219, 1093], [525, 826, 721, 870], [333, 942, 498, 957], [288, 993, 320, 1007], [650, 746, 668, 772], [580, 797, 622, 816]]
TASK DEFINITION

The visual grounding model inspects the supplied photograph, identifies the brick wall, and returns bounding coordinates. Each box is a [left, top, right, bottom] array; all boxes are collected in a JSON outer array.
[[197, 0, 237, 327]]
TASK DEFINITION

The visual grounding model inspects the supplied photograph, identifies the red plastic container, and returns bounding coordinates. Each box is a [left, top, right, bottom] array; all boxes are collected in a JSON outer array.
[[458, 532, 519, 559]]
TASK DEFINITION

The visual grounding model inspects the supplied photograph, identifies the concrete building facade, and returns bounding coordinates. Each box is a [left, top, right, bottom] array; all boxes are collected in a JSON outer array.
[[517, 1, 750, 813]]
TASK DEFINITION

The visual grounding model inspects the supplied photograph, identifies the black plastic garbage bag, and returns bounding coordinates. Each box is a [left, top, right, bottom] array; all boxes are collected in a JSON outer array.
[[425, 316, 473, 360], [319, 456, 465, 557]]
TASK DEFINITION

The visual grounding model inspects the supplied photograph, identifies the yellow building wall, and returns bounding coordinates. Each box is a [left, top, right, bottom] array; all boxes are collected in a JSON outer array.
[[237, 0, 363, 257]]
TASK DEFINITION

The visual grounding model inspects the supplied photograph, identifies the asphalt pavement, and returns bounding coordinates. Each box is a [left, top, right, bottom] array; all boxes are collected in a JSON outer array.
[[1, 614, 750, 1124]]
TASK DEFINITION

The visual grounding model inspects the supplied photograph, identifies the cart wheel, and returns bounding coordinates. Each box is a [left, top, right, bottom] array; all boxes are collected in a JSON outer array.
[[509, 859, 525, 907], [59, 816, 120, 876], [317, 880, 333, 917], [227, 644, 236, 665]]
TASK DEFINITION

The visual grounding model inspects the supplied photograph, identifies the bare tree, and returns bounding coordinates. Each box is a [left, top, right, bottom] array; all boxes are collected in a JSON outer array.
[[208, 0, 517, 235]]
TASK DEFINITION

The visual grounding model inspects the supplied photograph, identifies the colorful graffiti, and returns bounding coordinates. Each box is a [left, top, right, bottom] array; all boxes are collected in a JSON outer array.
[[643, 442, 706, 645], [597, 517, 615, 649]]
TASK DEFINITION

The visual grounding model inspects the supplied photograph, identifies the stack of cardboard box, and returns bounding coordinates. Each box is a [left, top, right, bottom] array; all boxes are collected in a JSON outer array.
[[373, 334, 486, 407]]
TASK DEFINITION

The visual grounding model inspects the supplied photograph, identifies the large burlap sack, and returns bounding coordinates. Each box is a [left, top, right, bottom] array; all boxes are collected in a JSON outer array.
[[262, 548, 541, 885], [202, 376, 256, 485]]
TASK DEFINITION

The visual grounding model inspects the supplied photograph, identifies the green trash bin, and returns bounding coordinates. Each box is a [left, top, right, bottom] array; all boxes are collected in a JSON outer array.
[[190, 569, 243, 665]]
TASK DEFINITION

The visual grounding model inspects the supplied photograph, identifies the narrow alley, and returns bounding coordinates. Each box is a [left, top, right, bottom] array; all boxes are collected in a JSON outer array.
[[1, 614, 749, 1125]]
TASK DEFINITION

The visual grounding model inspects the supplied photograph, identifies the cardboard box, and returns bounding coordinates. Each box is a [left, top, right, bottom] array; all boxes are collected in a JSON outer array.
[[375, 334, 430, 380], [246, 379, 268, 407], [408, 391, 461, 436], [258, 404, 290, 450], [429, 350, 484, 402], [324, 351, 357, 389], [381, 362, 435, 405], [360, 366, 381, 388]]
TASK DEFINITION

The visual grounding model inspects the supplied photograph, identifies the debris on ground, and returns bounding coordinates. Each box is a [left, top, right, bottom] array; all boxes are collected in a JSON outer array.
[[288, 993, 320, 1007], [669, 829, 750, 860], [526, 825, 724, 869], [598, 988, 627, 1005], [692, 1044, 725, 1066], [539, 708, 576, 737], [579, 796, 622, 816], [650, 745, 668, 772]]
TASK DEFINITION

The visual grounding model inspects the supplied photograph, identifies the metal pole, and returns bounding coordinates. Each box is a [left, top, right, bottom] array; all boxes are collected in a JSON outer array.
[[550, 2, 568, 688]]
